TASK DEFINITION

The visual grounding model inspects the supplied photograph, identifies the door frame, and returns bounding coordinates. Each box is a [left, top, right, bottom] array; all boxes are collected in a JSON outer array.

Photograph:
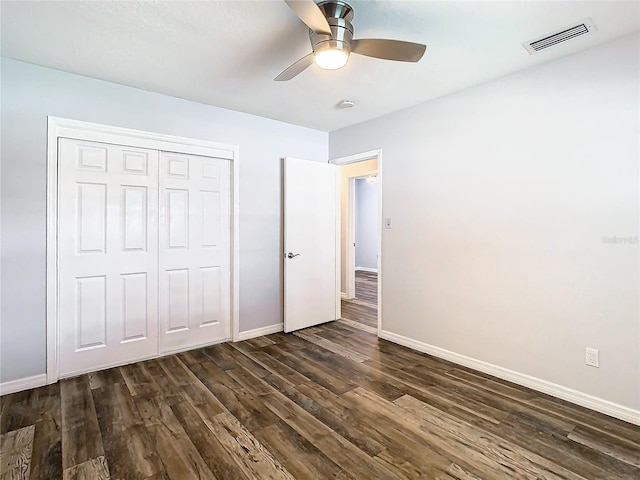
[[46, 116, 240, 384], [331, 150, 383, 335]]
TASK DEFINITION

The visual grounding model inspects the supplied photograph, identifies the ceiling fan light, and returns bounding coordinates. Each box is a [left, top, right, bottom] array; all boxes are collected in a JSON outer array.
[[314, 48, 349, 70]]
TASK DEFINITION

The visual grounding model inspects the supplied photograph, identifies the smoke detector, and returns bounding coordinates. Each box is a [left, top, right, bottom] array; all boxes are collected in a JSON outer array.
[[523, 18, 596, 54], [337, 99, 355, 109]]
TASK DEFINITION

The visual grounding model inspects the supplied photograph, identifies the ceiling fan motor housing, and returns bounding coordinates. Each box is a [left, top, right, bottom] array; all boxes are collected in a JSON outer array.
[[310, 1, 354, 57], [275, 0, 426, 80]]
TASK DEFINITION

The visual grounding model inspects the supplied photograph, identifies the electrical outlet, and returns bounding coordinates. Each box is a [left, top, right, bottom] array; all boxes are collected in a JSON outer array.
[[585, 348, 599, 368]]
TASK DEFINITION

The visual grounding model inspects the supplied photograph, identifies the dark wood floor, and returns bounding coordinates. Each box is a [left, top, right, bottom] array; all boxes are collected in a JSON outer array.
[[2, 295, 640, 479], [355, 270, 377, 304], [341, 271, 378, 329]]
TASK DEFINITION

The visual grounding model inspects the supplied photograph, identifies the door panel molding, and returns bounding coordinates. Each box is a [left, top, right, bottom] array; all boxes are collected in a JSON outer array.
[[158, 151, 230, 352], [46, 116, 240, 384]]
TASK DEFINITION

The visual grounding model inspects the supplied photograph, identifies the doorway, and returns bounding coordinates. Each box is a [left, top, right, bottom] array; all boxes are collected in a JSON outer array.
[[332, 150, 382, 334]]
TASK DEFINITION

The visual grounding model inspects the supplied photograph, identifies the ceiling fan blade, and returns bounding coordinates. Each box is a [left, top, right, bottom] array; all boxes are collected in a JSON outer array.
[[351, 39, 426, 62], [284, 0, 332, 35], [275, 53, 315, 81]]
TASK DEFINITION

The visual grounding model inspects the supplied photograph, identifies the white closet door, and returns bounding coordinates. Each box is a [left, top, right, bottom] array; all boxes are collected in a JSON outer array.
[[159, 152, 230, 353], [58, 138, 159, 377]]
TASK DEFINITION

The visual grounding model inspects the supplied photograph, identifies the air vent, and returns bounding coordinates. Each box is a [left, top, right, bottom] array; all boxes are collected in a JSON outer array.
[[523, 18, 596, 54]]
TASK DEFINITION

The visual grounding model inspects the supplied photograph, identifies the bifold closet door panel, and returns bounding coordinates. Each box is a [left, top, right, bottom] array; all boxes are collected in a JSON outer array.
[[58, 138, 160, 377], [159, 152, 231, 353]]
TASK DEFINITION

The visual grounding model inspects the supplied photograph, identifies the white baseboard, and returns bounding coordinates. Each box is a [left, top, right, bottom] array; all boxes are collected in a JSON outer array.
[[0, 374, 47, 396], [379, 330, 640, 426], [355, 267, 378, 273], [237, 323, 284, 341]]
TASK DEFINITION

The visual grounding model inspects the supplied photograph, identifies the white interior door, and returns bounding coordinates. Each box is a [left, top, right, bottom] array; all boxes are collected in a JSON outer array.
[[284, 157, 340, 332], [58, 138, 159, 377], [159, 152, 231, 353]]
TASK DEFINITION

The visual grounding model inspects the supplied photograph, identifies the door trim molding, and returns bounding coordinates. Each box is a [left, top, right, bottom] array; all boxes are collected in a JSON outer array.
[[330, 150, 383, 336], [46, 116, 240, 384]]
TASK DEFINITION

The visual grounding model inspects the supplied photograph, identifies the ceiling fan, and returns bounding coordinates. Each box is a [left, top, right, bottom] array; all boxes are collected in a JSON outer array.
[[276, 0, 426, 81]]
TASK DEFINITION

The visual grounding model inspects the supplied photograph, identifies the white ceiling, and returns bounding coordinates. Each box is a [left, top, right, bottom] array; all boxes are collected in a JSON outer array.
[[1, 1, 638, 132]]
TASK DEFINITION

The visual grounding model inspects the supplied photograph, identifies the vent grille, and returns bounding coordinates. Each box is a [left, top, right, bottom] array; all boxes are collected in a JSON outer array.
[[523, 19, 596, 54]]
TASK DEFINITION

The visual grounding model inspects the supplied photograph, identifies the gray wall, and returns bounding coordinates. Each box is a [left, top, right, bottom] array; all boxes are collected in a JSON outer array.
[[355, 178, 378, 270], [330, 34, 640, 410], [0, 58, 328, 383]]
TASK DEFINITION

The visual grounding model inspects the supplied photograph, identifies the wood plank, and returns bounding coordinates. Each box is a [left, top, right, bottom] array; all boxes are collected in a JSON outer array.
[[253, 421, 348, 480], [245, 336, 277, 348], [1, 425, 34, 480], [295, 381, 389, 456], [186, 361, 279, 433], [434, 463, 485, 480], [259, 376, 335, 445], [354, 270, 378, 305], [496, 413, 640, 479], [119, 362, 162, 399], [296, 381, 452, 478], [295, 345, 405, 402], [217, 344, 272, 377], [337, 317, 378, 334], [531, 395, 640, 445], [568, 424, 640, 468], [314, 433, 401, 480], [87, 368, 126, 391], [390, 393, 601, 480], [205, 412, 295, 480], [162, 356, 227, 419], [61, 456, 109, 480], [170, 399, 247, 480], [142, 360, 183, 407], [267, 332, 310, 350], [29, 383, 63, 480], [228, 343, 310, 387], [261, 344, 355, 395], [133, 395, 214, 480], [293, 330, 369, 363], [200, 344, 240, 371], [92, 382, 164, 480], [0, 390, 39, 435], [341, 301, 377, 327], [0, 395, 14, 435], [59, 377, 104, 471]]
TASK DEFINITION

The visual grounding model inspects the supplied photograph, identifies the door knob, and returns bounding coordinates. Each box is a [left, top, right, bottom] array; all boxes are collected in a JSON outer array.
[[287, 252, 300, 259]]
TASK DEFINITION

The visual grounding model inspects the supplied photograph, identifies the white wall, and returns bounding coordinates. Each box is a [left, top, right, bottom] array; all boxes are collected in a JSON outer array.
[[330, 34, 640, 411], [0, 58, 328, 384], [355, 178, 378, 270]]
